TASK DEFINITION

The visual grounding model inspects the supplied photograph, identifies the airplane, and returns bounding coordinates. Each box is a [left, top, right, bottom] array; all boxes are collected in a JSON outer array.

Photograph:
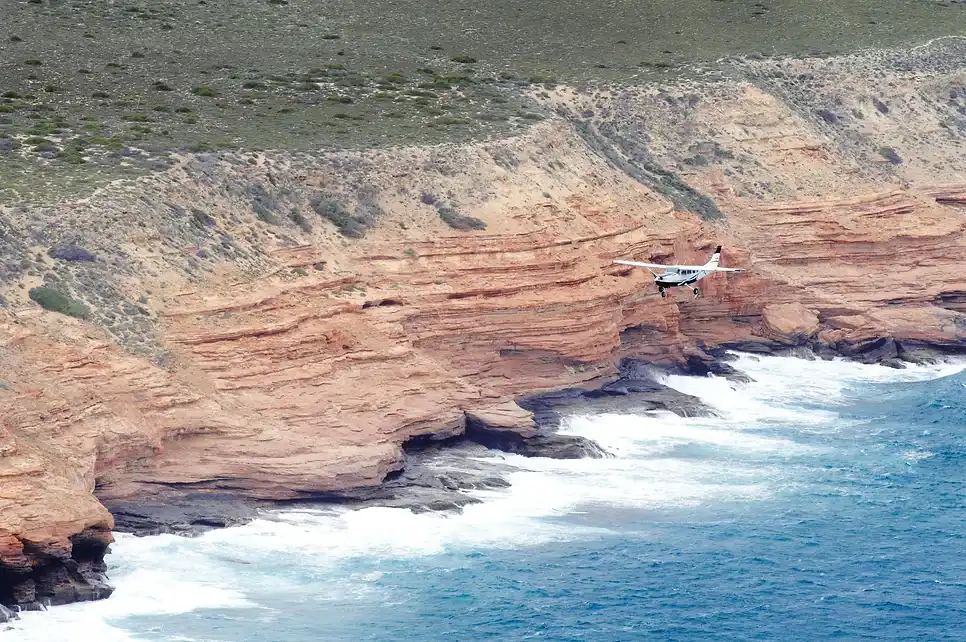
[[613, 245, 744, 299]]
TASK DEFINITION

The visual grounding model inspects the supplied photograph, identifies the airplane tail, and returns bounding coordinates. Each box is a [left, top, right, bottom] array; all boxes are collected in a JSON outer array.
[[703, 245, 723, 269]]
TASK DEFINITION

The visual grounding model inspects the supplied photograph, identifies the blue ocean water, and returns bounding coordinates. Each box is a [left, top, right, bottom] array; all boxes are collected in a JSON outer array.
[[6, 354, 966, 641]]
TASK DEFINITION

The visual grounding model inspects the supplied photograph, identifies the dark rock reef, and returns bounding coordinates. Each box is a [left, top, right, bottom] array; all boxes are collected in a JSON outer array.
[[0, 527, 114, 615]]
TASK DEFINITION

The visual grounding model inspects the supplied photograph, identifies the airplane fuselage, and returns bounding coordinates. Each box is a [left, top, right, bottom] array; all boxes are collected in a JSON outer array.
[[654, 269, 709, 289]]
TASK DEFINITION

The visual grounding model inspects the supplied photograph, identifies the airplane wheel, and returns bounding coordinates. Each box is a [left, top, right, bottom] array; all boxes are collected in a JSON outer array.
[[693, 287, 700, 297], [660, 289, 666, 298]]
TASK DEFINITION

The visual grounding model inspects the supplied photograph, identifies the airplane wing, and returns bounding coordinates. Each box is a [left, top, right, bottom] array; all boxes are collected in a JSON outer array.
[[613, 259, 684, 270], [614, 260, 745, 272]]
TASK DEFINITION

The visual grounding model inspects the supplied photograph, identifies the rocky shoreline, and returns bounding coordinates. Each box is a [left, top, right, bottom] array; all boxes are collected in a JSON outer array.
[[101, 336, 966, 542], [5, 337, 964, 624], [0, 527, 114, 623], [0, 345, 709, 622], [100, 353, 714, 539], [7, 39, 966, 623]]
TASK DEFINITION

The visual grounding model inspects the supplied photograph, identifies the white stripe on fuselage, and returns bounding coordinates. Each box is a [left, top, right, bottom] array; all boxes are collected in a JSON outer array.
[[655, 269, 708, 287]]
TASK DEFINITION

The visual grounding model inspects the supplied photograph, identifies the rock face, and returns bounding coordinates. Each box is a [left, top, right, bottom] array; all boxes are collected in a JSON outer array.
[[4, 42, 966, 609], [0, 527, 114, 611], [761, 303, 821, 344]]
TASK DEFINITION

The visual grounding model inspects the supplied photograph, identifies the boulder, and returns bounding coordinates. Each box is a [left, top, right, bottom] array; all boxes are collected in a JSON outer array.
[[761, 303, 820, 343]]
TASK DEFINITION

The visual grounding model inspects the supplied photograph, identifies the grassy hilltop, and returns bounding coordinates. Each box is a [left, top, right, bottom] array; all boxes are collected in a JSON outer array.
[[0, 0, 964, 202]]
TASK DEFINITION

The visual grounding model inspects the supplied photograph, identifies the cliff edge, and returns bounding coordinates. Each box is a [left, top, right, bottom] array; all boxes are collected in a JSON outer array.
[[4, 41, 966, 610]]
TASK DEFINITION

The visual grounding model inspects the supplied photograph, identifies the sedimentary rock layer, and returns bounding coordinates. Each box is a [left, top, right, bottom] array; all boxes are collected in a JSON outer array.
[[3, 41, 966, 609]]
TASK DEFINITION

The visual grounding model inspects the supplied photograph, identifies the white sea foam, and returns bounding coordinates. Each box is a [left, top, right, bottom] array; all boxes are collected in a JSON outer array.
[[3, 542, 252, 642], [3, 352, 962, 641]]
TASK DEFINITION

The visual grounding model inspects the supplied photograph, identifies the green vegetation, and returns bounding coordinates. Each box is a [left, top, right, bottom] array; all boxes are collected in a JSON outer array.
[[0, 0, 963, 203], [437, 205, 486, 231], [879, 146, 903, 164], [288, 209, 313, 233], [28, 286, 91, 319], [311, 195, 368, 238]]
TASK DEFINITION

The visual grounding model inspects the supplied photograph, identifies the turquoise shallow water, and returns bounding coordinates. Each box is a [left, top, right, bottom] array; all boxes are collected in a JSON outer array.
[[6, 354, 966, 641]]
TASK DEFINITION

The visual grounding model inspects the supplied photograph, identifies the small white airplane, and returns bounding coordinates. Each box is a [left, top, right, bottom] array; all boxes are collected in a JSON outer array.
[[613, 245, 744, 299]]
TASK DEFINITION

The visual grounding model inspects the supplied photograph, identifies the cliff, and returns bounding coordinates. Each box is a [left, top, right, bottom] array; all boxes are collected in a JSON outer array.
[[4, 40, 966, 611]]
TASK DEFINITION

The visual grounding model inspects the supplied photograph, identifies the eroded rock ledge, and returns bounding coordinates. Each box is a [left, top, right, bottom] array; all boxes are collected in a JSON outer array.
[[98, 368, 707, 539], [0, 527, 113, 620]]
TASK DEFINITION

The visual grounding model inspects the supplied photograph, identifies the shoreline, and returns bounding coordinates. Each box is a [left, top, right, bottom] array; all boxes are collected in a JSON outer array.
[[5, 349, 965, 642], [5, 35, 966, 623], [5, 335, 964, 624], [99, 334, 966, 532]]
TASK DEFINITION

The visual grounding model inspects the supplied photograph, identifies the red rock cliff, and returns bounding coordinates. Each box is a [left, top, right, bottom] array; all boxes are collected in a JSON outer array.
[[3, 43, 966, 609]]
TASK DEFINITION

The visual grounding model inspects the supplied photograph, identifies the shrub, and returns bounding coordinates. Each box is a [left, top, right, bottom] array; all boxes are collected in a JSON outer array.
[[191, 86, 217, 97], [311, 195, 365, 238], [90, 137, 125, 150], [420, 192, 437, 205], [879, 146, 902, 164], [56, 149, 86, 164], [450, 55, 477, 64], [815, 108, 838, 124], [48, 244, 97, 262], [288, 209, 313, 233], [28, 287, 90, 319], [32, 140, 59, 153], [527, 74, 556, 85], [190, 209, 216, 228], [436, 205, 486, 231], [255, 205, 282, 225]]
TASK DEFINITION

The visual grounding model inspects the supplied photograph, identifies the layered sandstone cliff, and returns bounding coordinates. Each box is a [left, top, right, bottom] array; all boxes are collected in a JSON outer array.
[[4, 41, 966, 611]]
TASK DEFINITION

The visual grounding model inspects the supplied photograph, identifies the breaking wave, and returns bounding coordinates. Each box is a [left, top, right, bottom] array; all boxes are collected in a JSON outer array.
[[4, 352, 964, 641]]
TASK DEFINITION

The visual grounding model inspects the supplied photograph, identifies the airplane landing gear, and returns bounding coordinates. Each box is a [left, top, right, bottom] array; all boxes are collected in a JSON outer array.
[[693, 287, 700, 298], [659, 287, 666, 298]]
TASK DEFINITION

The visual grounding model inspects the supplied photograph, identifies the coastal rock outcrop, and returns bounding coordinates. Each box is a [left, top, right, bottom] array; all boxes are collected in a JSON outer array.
[[4, 42, 966, 609], [0, 527, 113, 611]]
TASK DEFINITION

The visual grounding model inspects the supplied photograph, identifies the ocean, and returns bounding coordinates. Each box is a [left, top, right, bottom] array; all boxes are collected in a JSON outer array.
[[5, 353, 966, 641]]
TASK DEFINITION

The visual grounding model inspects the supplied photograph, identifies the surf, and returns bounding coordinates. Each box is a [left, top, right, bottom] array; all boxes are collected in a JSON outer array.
[[4, 353, 963, 641]]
